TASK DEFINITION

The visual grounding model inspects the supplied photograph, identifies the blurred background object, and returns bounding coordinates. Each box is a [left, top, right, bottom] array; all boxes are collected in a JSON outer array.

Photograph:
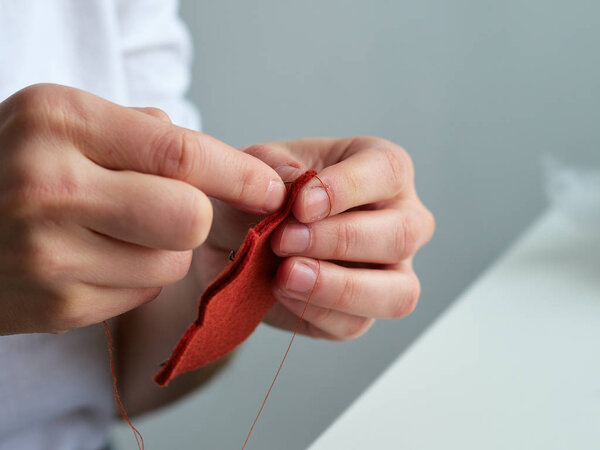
[[544, 156, 600, 230], [113, 1, 600, 448]]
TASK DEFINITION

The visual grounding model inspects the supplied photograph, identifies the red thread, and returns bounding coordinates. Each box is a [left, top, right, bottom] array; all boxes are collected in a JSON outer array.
[[313, 175, 332, 218], [103, 321, 144, 450], [241, 260, 321, 450], [241, 173, 329, 449]]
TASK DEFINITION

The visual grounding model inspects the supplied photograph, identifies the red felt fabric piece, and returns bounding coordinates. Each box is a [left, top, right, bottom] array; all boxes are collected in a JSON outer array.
[[154, 170, 317, 386]]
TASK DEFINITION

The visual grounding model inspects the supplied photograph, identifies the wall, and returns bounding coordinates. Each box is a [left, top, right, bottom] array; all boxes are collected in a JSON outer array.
[[114, 1, 600, 448]]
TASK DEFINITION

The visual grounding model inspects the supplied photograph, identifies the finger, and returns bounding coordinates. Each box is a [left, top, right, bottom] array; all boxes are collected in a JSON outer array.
[[80, 165, 213, 250], [57, 87, 285, 213], [49, 284, 163, 333], [206, 197, 260, 250], [293, 146, 413, 222], [69, 228, 193, 288], [267, 299, 375, 341], [271, 208, 431, 264], [273, 257, 420, 319], [242, 143, 308, 181], [244, 137, 355, 170], [263, 303, 334, 339]]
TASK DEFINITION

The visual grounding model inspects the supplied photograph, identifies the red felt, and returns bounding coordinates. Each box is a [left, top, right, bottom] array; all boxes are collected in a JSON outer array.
[[154, 170, 317, 386]]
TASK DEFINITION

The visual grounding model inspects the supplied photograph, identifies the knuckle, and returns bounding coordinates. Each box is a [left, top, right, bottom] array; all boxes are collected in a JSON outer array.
[[311, 305, 334, 324], [153, 130, 199, 180], [9, 153, 41, 191], [379, 146, 412, 195], [5, 84, 75, 138], [45, 287, 87, 332], [233, 158, 270, 205], [333, 221, 359, 259], [21, 234, 68, 280], [423, 208, 436, 242], [395, 213, 419, 260], [301, 320, 326, 339], [341, 318, 375, 341], [8, 159, 82, 217], [342, 167, 362, 195], [9, 84, 54, 112], [3, 96, 46, 137], [333, 273, 359, 311], [140, 107, 171, 123], [228, 162, 269, 206], [232, 168, 254, 203], [241, 143, 270, 158], [177, 189, 212, 249], [39, 175, 80, 212], [0, 163, 34, 216], [390, 274, 421, 319]]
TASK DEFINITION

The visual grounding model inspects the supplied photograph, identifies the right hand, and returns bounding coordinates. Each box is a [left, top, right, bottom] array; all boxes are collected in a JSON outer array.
[[0, 84, 286, 335]]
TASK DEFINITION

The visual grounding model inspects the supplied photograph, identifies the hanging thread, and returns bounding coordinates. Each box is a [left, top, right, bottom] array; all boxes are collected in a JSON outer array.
[[241, 262, 321, 449], [241, 174, 330, 449], [103, 320, 145, 450]]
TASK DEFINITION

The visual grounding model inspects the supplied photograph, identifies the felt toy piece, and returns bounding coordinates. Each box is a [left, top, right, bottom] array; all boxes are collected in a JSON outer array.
[[154, 170, 317, 386]]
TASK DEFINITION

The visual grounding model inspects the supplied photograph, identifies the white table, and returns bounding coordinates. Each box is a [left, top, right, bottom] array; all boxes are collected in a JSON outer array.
[[309, 209, 600, 449]]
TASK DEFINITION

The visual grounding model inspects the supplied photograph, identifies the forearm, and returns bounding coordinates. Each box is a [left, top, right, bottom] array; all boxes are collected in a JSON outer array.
[[114, 257, 231, 417]]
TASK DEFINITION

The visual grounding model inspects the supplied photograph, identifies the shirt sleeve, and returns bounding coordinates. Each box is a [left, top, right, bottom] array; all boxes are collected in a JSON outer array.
[[116, 0, 201, 131]]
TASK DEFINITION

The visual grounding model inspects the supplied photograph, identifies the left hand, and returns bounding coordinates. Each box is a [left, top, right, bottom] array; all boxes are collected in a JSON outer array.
[[194, 136, 434, 341]]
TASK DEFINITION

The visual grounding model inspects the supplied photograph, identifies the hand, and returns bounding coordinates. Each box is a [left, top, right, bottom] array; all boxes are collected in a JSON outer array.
[[245, 137, 435, 340], [0, 84, 286, 335]]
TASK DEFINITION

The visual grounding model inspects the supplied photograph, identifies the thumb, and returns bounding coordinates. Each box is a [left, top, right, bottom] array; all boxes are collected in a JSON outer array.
[[242, 143, 307, 182]]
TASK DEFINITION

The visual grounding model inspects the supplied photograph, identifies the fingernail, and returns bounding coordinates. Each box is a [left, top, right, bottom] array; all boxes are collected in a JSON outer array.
[[305, 187, 330, 221], [280, 223, 310, 255], [285, 261, 317, 296], [262, 179, 286, 213]]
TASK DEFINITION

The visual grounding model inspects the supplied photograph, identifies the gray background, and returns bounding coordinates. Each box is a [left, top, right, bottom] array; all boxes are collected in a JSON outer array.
[[113, 1, 600, 448]]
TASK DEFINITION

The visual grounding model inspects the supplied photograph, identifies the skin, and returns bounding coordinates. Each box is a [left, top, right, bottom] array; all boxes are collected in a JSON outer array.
[[202, 138, 435, 341], [0, 84, 434, 416]]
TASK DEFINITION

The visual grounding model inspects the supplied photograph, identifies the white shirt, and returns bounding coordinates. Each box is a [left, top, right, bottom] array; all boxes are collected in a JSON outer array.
[[0, 1, 199, 448]]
